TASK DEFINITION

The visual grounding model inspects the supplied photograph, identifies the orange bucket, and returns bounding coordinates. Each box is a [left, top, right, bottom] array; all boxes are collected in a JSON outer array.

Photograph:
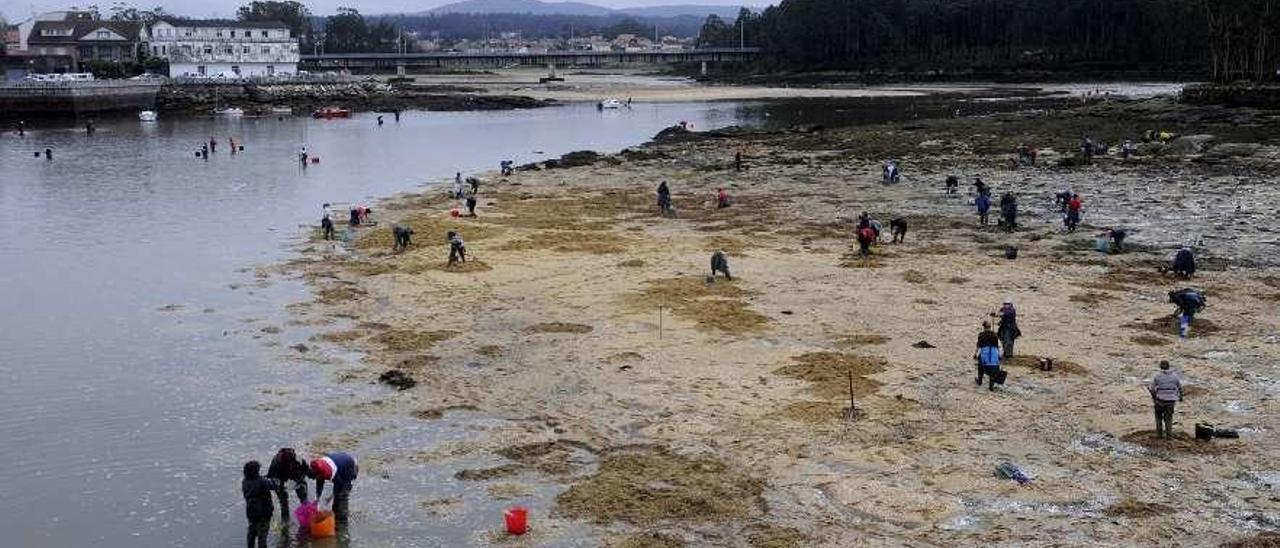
[[310, 510, 336, 538], [504, 506, 528, 535]]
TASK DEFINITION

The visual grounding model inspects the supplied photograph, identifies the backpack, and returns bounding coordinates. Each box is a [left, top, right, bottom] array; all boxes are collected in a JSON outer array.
[[858, 227, 876, 243], [978, 346, 1001, 366]]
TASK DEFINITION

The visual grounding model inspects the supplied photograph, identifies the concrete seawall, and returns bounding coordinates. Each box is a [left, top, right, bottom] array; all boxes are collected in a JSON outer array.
[[0, 80, 162, 118]]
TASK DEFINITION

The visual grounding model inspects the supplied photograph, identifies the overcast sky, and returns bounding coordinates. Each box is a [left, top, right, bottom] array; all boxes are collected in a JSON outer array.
[[2, 0, 762, 20]]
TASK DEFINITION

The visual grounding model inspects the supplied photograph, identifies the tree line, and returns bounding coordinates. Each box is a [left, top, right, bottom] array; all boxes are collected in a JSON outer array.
[[699, 0, 1276, 80]]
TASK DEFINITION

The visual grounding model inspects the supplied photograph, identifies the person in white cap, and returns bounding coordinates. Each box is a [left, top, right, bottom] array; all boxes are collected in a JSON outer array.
[[310, 452, 358, 523], [997, 297, 1020, 359]]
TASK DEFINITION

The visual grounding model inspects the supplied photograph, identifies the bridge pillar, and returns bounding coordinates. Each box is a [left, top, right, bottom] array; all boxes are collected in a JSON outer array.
[[396, 62, 406, 77], [701, 61, 708, 76]]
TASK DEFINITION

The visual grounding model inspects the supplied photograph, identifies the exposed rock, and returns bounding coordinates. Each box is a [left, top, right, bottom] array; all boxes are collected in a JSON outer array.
[[378, 369, 417, 390], [1206, 143, 1263, 158], [1161, 134, 1215, 156]]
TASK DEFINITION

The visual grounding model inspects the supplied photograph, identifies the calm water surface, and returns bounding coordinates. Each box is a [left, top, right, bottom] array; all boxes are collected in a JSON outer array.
[[0, 102, 763, 547]]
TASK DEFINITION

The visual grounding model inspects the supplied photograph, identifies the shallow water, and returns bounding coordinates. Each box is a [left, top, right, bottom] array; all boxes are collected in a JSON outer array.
[[0, 102, 764, 547]]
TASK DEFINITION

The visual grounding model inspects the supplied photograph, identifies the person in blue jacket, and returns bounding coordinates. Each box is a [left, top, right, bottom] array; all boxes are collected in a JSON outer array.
[[975, 192, 991, 226], [311, 452, 359, 523], [974, 321, 1002, 391]]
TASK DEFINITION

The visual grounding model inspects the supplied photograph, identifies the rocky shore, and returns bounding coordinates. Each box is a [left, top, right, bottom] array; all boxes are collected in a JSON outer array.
[[156, 79, 552, 115], [279, 95, 1279, 546]]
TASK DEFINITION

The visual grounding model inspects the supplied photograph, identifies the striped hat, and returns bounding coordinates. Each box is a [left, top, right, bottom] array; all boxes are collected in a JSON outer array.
[[310, 456, 336, 480]]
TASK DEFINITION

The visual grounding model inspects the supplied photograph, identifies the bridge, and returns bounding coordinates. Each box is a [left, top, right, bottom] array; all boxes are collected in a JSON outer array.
[[300, 48, 759, 73]]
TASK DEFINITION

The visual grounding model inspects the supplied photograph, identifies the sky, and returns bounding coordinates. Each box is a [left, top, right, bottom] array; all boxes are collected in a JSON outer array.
[[1, 0, 763, 20]]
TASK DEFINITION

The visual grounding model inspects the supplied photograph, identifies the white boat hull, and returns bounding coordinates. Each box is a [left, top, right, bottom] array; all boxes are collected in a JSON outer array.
[[138, 110, 158, 122]]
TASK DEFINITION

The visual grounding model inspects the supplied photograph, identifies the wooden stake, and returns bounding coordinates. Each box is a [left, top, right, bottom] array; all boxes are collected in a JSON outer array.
[[847, 370, 856, 412]]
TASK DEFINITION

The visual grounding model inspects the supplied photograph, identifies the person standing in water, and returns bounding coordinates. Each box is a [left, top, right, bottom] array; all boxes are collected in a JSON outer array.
[[310, 452, 358, 523], [242, 461, 280, 548], [266, 448, 309, 518], [321, 203, 334, 240]]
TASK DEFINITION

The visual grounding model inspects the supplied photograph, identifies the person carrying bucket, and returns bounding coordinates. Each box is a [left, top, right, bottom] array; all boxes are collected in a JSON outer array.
[[243, 460, 281, 548], [311, 452, 358, 523]]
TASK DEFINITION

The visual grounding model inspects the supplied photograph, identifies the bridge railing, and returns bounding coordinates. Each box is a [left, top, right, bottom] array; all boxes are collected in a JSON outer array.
[[300, 47, 760, 61]]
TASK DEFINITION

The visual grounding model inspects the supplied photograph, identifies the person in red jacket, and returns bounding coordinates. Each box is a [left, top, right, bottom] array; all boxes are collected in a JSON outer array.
[[1065, 193, 1083, 232]]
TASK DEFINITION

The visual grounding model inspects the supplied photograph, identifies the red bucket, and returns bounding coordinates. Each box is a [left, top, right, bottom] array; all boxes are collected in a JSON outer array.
[[504, 506, 528, 535]]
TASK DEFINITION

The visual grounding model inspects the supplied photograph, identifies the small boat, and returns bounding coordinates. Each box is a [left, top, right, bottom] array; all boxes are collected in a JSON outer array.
[[213, 107, 244, 117], [312, 107, 351, 119], [598, 98, 622, 110], [138, 110, 158, 122], [270, 106, 293, 115]]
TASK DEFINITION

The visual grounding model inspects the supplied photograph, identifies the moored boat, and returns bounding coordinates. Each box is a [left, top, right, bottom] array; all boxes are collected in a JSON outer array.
[[312, 107, 351, 119]]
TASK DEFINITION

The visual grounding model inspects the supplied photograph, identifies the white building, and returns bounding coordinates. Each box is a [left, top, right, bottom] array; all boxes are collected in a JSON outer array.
[[147, 18, 298, 78]]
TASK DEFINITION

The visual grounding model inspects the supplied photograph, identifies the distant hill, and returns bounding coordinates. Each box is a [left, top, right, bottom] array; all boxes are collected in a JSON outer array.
[[619, 5, 745, 19], [427, 0, 747, 20], [428, 0, 615, 16]]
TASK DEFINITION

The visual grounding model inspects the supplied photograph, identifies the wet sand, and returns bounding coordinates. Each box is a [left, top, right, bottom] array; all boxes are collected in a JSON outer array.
[[283, 97, 1280, 546]]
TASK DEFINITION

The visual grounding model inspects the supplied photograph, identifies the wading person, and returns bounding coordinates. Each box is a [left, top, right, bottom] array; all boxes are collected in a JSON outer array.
[[311, 452, 358, 524], [321, 203, 334, 241], [710, 250, 731, 280], [453, 172, 464, 199], [1148, 360, 1183, 439], [209, 137, 217, 153], [44, 147, 53, 161], [266, 448, 309, 519], [717, 187, 730, 208], [975, 321, 1002, 391], [447, 231, 466, 266], [466, 193, 478, 217], [242, 461, 280, 548], [997, 298, 1020, 358], [945, 175, 959, 194]]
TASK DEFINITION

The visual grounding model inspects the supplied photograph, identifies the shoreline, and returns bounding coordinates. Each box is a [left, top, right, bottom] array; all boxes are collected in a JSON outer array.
[[279, 94, 1280, 545]]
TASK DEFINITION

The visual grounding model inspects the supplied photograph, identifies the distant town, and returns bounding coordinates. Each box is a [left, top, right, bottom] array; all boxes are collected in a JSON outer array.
[[1, 4, 710, 82]]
